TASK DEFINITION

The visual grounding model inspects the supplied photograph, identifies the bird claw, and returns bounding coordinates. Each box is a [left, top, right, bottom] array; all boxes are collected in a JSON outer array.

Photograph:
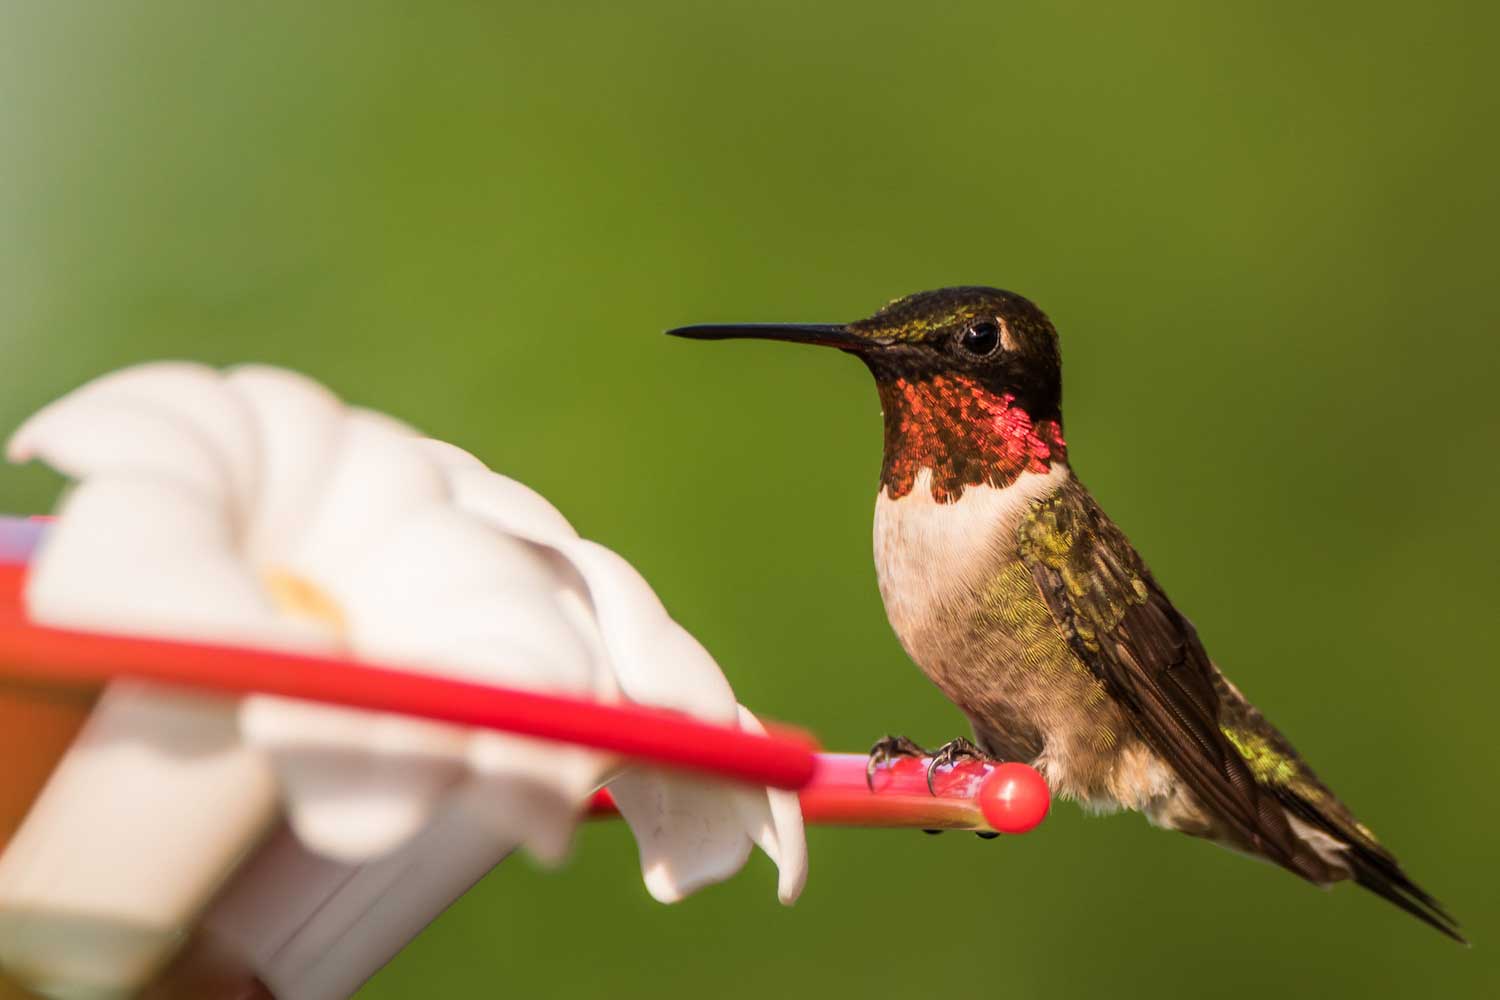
[[924, 737, 987, 795], [865, 734, 927, 791]]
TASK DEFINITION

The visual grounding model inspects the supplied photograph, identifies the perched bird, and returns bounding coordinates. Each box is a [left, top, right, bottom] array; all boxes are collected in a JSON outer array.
[[669, 286, 1461, 941]]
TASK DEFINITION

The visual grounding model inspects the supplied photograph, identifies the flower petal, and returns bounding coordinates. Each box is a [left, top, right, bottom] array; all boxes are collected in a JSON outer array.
[[733, 705, 808, 905], [26, 475, 328, 651], [278, 414, 451, 587], [557, 539, 737, 723], [425, 439, 580, 545], [422, 449, 801, 899], [605, 709, 808, 906], [329, 507, 595, 682], [224, 365, 347, 565], [6, 362, 264, 511], [422, 447, 736, 721], [462, 740, 597, 866], [8, 390, 231, 505], [338, 512, 615, 858], [252, 506, 614, 863], [239, 698, 467, 862], [607, 770, 754, 904]]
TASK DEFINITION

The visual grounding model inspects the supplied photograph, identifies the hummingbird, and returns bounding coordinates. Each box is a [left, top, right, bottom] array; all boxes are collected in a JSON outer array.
[[668, 286, 1461, 942]]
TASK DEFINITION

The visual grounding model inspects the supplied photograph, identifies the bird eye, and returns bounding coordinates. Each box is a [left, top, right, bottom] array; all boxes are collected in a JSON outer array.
[[960, 320, 1001, 357]]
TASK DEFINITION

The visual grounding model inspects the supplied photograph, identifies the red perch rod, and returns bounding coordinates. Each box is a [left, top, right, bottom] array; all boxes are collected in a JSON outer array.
[[594, 752, 1050, 834], [0, 568, 815, 791]]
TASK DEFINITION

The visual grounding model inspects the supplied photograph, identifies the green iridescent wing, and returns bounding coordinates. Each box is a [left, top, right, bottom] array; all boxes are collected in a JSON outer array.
[[1017, 480, 1328, 879], [1018, 480, 1462, 940]]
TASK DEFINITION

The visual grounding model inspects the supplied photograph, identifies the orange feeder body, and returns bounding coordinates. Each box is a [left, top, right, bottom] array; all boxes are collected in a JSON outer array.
[[0, 564, 99, 856]]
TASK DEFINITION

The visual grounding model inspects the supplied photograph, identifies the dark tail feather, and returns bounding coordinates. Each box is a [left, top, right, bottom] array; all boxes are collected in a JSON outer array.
[[1275, 790, 1464, 943], [1345, 851, 1466, 944]]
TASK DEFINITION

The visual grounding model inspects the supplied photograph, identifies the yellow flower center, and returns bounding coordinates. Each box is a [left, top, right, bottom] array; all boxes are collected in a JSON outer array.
[[262, 568, 347, 635]]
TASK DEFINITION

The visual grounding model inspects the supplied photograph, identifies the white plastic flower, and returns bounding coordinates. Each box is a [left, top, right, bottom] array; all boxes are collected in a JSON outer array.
[[0, 363, 805, 999]]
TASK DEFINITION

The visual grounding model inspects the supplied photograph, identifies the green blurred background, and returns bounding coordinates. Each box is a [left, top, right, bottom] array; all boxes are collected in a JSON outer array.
[[2, 1, 1497, 996]]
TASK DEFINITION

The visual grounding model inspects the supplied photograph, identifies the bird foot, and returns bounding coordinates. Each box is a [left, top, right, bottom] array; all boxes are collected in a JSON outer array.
[[865, 734, 927, 790], [924, 736, 988, 795], [866, 734, 1003, 840], [865, 734, 994, 794]]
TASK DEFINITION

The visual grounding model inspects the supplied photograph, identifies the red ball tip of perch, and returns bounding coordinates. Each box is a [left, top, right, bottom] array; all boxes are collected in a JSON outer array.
[[977, 762, 1050, 834]]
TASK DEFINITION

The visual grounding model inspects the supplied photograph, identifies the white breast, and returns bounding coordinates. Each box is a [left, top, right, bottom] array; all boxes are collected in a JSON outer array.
[[873, 464, 1071, 651]]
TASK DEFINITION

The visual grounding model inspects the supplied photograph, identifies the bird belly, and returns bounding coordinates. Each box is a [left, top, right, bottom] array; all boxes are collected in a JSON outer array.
[[872, 465, 1182, 812]]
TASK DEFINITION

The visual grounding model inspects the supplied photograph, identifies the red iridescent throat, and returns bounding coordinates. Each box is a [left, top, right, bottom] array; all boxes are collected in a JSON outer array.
[[878, 374, 1067, 503]]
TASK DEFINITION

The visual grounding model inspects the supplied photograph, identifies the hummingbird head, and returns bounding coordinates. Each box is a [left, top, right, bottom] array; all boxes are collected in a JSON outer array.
[[668, 286, 1068, 503]]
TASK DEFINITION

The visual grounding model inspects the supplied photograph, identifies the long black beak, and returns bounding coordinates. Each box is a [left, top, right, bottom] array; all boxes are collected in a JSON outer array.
[[665, 322, 874, 351]]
